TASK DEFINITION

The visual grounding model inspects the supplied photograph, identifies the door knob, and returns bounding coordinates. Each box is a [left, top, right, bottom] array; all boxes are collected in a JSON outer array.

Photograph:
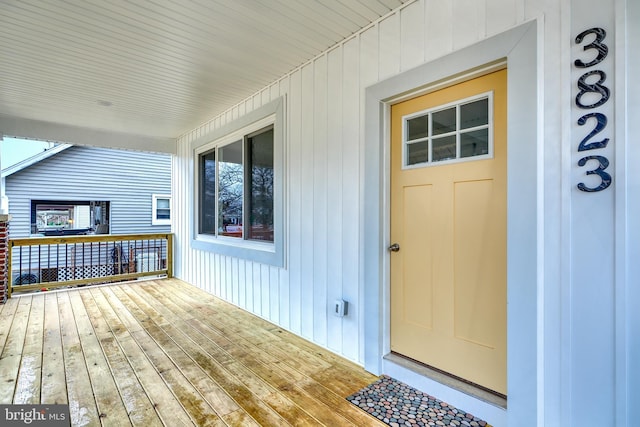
[[388, 243, 400, 252]]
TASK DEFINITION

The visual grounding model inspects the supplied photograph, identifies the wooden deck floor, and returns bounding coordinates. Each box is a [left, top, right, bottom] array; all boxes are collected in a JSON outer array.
[[0, 279, 384, 426]]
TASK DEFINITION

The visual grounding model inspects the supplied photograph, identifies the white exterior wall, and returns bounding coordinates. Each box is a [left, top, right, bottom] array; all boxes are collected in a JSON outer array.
[[174, 0, 638, 425]]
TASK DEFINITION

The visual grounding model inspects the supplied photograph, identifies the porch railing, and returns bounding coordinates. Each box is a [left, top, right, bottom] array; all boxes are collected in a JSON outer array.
[[8, 233, 173, 297]]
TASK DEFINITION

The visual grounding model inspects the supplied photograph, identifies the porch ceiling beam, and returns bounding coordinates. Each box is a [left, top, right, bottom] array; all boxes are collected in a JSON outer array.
[[0, 114, 176, 154]]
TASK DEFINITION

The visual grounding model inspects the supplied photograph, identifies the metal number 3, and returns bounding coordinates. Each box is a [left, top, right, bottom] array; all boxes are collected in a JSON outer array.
[[577, 155, 612, 192], [574, 27, 608, 68]]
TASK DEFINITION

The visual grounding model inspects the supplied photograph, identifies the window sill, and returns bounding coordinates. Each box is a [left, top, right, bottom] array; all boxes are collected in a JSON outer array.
[[191, 234, 282, 267], [151, 221, 171, 226]]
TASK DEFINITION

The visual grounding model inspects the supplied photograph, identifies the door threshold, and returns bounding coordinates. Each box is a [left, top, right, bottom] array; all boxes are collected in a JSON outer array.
[[384, 352, 507, 410]]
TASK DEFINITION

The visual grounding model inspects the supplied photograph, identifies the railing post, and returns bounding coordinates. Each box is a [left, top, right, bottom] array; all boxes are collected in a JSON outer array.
[[166, 233, 173, 278], [0, 214, 11, 302]]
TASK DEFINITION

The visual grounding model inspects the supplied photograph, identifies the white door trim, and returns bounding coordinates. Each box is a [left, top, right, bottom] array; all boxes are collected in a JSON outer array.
[[623, 0, 640, 423], [363, 20, 540, 427]]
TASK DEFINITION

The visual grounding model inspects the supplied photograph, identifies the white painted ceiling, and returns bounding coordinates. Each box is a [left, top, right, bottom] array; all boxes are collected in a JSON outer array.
[[0, 0, 408, 140]]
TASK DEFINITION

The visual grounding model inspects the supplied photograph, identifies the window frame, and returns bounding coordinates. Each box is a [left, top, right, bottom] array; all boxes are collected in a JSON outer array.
[[198, 124, 274, 241], [152, 194, 172, 226], [30, 199, 111, 235], [402, 91, 494, 169], [190, 97, 285, 267]]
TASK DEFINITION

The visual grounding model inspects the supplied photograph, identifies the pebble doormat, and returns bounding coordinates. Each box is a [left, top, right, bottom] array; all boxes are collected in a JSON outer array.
[[346, 375, 492, 427]]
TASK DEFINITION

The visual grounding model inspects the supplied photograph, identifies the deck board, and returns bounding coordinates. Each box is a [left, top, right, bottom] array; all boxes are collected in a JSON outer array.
[[58, 291, 101, 425], [14, 295, 44, 404], [0, 296, 20, 353], [41, 293, 68, 405], [0, 279, 384, 426], [0, 296, 32, 403], [68, 291, 131, 425]]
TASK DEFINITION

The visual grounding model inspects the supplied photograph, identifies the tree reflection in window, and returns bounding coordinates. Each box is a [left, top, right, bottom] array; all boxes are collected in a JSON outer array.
[[200, 150, 217, 235], [248, 129, 274, 241], [218, 140, 243, 238], [198, 126, 274, 242]]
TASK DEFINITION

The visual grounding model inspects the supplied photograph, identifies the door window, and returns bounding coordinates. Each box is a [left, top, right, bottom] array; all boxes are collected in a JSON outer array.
[[404, 93, 493, 167]]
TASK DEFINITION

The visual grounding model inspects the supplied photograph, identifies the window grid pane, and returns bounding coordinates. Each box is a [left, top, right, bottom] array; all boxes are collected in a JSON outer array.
[[200, 150, 217, 235], [432, 135, 457, 162], [460, 98, 489, 129], [432, 107, 456, 135], [156, 209, 170, 220], [407, 115, 429, 141], [406, 140, 429, 165], [218, 140, 244, 239], [247, 128, 274, 242], [460, 129, 489, 158]]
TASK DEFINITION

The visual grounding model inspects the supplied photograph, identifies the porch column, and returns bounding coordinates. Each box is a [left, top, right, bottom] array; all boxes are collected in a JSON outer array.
[[0, 214, 9, 303], [0, 136, 7, 302], [0, 135, 7, 214]]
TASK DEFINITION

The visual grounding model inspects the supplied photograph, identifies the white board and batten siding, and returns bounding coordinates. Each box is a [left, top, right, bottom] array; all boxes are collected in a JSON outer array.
[[176, 0, 527, 365], [175, 1, 638, 426], [6, 145, 171, 237]]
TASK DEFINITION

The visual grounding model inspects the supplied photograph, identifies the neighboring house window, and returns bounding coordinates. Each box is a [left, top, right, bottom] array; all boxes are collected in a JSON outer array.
[[152, 194, 171, 225], [192, 97, 284, 267], [31, 200, 110, 235]]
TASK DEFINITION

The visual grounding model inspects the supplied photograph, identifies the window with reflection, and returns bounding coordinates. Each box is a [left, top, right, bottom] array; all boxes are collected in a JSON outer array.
[[31, 200, 110, 235], [197, 126, 274, 242]]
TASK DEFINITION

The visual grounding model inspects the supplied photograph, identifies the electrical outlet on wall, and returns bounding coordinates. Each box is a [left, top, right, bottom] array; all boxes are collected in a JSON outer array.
[[334, 299, 348, 317]]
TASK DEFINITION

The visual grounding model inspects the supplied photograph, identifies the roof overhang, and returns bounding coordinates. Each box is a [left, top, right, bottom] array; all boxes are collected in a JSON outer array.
[[1, 142, 72, 178], [0, 0, 410, 150]]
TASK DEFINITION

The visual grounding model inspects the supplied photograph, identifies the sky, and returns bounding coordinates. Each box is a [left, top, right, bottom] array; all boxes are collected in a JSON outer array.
[[1, 137, 55, 169]]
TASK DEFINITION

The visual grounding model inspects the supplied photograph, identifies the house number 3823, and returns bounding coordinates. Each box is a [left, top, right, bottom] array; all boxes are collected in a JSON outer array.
[[574, 27, 612, 192]]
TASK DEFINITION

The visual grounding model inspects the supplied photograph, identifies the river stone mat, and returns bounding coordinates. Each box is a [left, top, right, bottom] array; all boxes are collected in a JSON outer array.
[[346, 375, 492, 427]]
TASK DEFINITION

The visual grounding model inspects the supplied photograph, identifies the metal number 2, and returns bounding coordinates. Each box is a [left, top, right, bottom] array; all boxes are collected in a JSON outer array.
[[577, 112, 609, 151]]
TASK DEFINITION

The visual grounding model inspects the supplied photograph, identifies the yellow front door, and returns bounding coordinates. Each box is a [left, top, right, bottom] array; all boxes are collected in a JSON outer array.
[[390, 69, 507, 395]]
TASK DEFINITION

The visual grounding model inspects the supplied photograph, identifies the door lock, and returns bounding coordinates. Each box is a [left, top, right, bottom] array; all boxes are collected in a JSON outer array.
[[388, 243, 400, 252]]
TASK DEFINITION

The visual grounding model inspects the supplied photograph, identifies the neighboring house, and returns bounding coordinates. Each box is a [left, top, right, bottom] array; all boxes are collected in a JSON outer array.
[[2, 144, 171, 238]]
